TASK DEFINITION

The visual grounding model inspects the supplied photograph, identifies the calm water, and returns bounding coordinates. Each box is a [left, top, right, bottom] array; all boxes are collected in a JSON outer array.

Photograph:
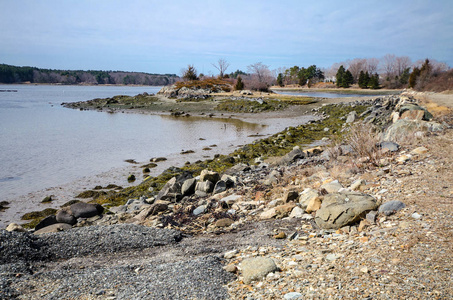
[[0, 85, 274, 203], [273, 90, 381, 98]]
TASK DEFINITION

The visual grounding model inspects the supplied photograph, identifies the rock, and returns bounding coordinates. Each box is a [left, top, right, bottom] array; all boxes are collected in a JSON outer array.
[[378, 141, 400, 152], [215, 218, 234, 227], [193, 205, 207, 216], [299, 188, 320, 211], [199, 169, 220, 184], [224, 264, 238, 274], [56, 207, 77, 225], [34, 223, 73, 235], [411, 146, 428, 155], [181, 178, 197, 196], [346, 111, 358, 123], [275, 148, 305, 166], [378, 200, 406, 216], [274, 232, 286, 239], [241, 257, 279, 284], [35, 215, 58, 231], [195, 181, 214, 193], [289, 206, 304, 218], [399, 103, 433, 121], [350, 179, 365, 191], [220, 194, 242, 206], [321, 180, 343, 193], [127, 174, 136, 182], [135, 203, 168, 221], [70, 202, 101, 218], [315, 192, 378, 229], [366, 210, 378, 223], [306, 196, 322, 213], [275, 203, 296, 218], [220, 174, 236, 188], [156, 177, 181, 201], [383, 119, 424, 141], [284, 292, 303, 299], [224, 249, 238, 259], [41, 195, 53, 203], [6, 223, 27, 232], [411, 212, 422, 219], [396, 154, 412, 163], [260, 207, 277, 219], [284, 190, 299, 203], [213, 180, 227, 194]]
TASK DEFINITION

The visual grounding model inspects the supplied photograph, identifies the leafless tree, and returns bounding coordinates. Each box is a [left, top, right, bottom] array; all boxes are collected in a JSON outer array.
[[348, 58, 368, 82], [395, 56, 412, 76], [212, 58, 230, 78], [366, 58, 379, 74], [246, 62, 274, 91], [382, 54, 396, 79]]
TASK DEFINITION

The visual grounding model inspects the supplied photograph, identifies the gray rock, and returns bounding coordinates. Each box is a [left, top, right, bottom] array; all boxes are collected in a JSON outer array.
[[195, 181, 214, 193], [315, 192, 378, 229], [241, 257, 279, 284], [70, 202, 101, 218], [5, 223, 27, 232], [213, 180, 227, 194], [156, 177, 181, 200], [34, 223, 73, 235], [220, 174, 237, 188], [35, 215, 58, 230], [275, 148, 305, 166], [181, 178, 197, 196], [399, 103, 433, 121], [284, 292, 303, 299], [321, 180, 343, 193], [193, 205, 207, 216], [366, 210, 378, 223], [378, 141, 400, 152], [199, 169, 220, 184], [346, 111, 357, 123], [378, 200, 406, 216], [135, 203, 169, 221], [383, 119, 424, 141], [56, 208, 77, 225]]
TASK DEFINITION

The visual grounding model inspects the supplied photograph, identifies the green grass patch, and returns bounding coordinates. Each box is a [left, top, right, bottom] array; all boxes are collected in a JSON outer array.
[[216, 99, 288, 113], [174, 78, 232, 91]]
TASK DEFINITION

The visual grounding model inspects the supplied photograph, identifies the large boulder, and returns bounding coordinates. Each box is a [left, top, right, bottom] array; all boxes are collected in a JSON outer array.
[[241, 257, 279, 284], [181, 178, 197, 196], [378, 200, 406, 216], [398, 103, 433, 121], [35, 215, 58, 231], [56, 207, 77, 225], [34, 223, 72, 235], [156, 177, 181, 201], [70, 202, 101, 218], [315, 192, 378, 229], [274, 147, 305, 166], [199, 170, 220, 184], [196, 181, 214, 193]]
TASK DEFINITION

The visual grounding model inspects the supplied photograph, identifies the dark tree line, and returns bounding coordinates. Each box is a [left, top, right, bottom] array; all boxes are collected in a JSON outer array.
[[0, 64, 178, 85]]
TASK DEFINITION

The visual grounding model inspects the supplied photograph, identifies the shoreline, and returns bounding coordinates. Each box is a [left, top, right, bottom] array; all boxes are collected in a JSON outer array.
[[0, 90, 377, 228]]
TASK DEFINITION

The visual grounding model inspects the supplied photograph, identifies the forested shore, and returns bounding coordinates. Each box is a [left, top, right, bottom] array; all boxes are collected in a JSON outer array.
[[0, 64, 179, 86]]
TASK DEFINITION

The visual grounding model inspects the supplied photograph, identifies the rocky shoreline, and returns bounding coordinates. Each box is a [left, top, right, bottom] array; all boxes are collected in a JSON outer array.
[[2, 91, 453, 299]]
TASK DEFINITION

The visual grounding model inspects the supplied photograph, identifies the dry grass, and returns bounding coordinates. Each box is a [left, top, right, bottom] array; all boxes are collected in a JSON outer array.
[[344, 122, 383, 167], [174, 78, 232, 91]]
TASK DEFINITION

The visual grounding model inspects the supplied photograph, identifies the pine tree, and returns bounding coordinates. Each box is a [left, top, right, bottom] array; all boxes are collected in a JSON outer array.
[[368, 73, 380, 89], [276, 73, 284, 87], [335, 65, 346, 87], [342, 70, 354, 88], [358, 71, 370, 89], [408, 67, 420, 88], [235, 76, 244, 90]]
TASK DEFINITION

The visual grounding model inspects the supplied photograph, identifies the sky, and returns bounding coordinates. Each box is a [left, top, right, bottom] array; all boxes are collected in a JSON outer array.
[[1, 0, 452, 75]]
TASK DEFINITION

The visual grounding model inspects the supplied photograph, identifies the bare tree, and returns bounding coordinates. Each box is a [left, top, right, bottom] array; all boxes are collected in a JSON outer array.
[[395, 56, 412, 76], [366, 58, 379, 74], [212, 58, 230, 78], [348, 58, 368, 83], [382, 54, 396, 79], [247, 62, 274, 91]]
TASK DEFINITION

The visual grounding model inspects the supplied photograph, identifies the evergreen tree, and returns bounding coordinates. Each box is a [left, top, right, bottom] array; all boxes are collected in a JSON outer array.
[[183, 65, 198, 81], [276, 73, 284, 87], [358, 71, 370, 89], [368, 73, 380, 89], [408, 67, 420, 88], [234, 76, 244, 90], [342, 70, 354, 88], [335, 65, 346, 87]]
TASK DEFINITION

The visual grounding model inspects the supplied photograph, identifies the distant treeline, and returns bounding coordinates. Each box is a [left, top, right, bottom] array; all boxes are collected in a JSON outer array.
[[0, 64, 179, 86]]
